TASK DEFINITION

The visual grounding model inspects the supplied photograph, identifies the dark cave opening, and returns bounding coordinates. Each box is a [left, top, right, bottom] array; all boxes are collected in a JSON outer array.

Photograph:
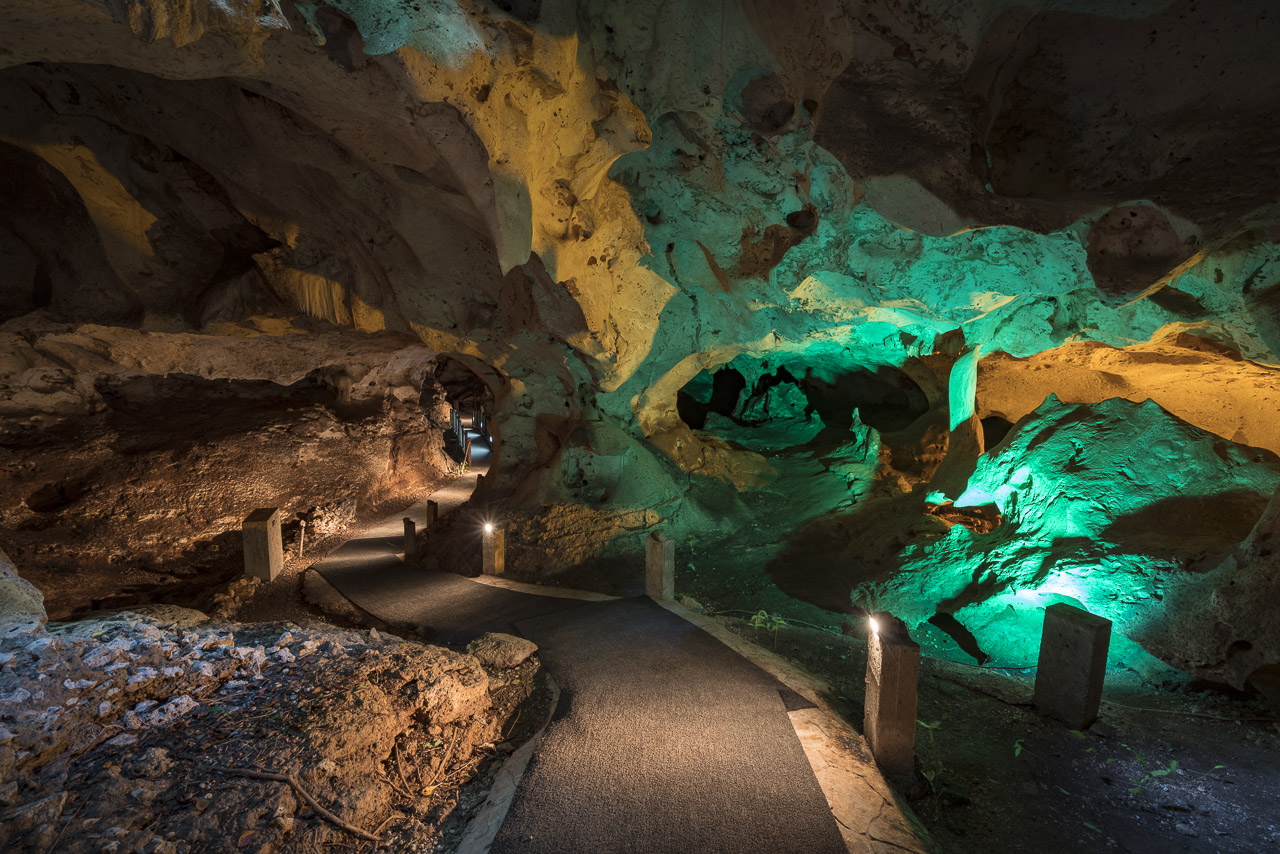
[[981, 414, 1015, 448], [676, 367, 747, 429], [676, 362, 929, 437]]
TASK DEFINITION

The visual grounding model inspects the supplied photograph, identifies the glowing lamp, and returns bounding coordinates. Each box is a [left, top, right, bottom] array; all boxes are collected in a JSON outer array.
[[482, 521, 504, 575], [868, 616, 880, 634]]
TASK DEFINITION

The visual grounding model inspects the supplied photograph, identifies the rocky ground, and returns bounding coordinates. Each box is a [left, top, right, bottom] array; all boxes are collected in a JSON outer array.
[[0, 553, 547, 854], [725, 618, 1280, 854]]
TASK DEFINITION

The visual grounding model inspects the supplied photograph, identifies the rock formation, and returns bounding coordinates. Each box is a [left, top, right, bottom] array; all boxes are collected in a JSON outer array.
[[1, 0, 1280, 690], [0, 566, 539, 851]]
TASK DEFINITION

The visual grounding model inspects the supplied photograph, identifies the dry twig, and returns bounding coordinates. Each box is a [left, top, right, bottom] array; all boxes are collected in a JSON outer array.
[[377, 771, 414, 801], [393, 742, 416, 794], [212, 766, 380, 842], [425, 728, 462, 788]]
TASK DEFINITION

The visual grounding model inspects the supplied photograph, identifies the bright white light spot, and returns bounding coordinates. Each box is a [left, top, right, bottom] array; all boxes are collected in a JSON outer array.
[[868, 617, 880, 634], [483, 523, 494, 534]]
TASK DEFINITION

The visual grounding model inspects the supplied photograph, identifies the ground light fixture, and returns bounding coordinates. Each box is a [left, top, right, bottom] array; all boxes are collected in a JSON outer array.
[[482, 521, 504, 575]]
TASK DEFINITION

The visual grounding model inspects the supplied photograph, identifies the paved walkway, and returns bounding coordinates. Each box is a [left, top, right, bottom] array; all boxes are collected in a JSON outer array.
[[314, 418, 929, 854]]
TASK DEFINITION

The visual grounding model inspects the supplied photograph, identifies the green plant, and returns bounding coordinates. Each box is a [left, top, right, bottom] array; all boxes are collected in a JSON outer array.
[[917, 720, 945, 815], [1129, 759, 1178, 793], [749, 609, 789, 647], [1128, 758, 1225, 794]]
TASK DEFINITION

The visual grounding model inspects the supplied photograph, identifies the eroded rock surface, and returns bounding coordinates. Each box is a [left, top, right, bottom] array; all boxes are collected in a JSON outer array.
[[0, 0, 1279, 686], [856, 396, 1280, 688], [0, 608, 539, 853]]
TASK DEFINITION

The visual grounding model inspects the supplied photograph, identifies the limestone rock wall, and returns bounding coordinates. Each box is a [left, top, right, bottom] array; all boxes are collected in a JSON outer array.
[[2, 0, 1280, 683], [0, 318, 452, 618]]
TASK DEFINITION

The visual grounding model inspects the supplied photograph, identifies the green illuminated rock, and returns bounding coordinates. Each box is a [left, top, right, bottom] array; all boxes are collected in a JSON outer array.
[[854, 395, 1280, 672]]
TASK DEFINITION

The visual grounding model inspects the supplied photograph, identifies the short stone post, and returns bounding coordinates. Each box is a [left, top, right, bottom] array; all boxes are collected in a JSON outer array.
[[425, 500, 439, 528], [1034, 603, 1111, 729], [864, 615, 920, 784], [645, 530, 674, 601], [464, 436, 472, 466], [403, 517, 417, 562], [242, 508, 283, 581], [482, 524, 505, 575]]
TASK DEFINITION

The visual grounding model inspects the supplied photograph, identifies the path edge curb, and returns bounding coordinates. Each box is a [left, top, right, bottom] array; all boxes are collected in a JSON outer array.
[[655, 599, 940, 854]]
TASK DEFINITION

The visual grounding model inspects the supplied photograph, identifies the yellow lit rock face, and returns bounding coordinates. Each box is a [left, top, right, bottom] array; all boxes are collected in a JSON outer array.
[[4, 0, 1280, 683]]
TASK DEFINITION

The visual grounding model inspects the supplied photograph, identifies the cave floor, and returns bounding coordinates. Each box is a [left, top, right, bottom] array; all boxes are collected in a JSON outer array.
[[727, 619, 1280, 854]]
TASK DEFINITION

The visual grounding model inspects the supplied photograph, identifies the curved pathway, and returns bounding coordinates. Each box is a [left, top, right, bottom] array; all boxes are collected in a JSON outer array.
[[315, 418, 929, 854]]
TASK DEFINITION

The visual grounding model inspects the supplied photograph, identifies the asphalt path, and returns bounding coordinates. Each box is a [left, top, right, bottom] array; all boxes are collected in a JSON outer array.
[[316, 418, 846, 853]]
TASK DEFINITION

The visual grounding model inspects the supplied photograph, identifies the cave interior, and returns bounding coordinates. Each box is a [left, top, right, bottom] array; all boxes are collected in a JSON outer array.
[[2, 1, 1280, 852]]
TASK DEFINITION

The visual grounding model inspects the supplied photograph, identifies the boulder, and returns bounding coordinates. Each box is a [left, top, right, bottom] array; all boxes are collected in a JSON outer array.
[[466, 632, 538, 671], [1154, 485, 1280, 691]]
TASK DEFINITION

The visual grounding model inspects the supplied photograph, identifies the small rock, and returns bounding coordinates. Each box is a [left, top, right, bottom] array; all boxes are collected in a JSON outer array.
[[676, 595, 705, 614], [466, 633, 538, 670], [126, 747, 172, 778], [1176, 823, 1198, 837], [0, 687, 32, 704], [143, 695, 198, 727], [126, 668, 159, 691], [1090, 721, 1118, 738]]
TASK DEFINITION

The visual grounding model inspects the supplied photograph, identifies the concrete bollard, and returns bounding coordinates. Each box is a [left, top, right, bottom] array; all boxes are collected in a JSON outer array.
[[425, 500, 439, 528], [864, 615, 920, 784], [482, 525, 505, 575], [403, 517, 417, 562], [1034, 603, 1111, 729], [645, 530, 675, 601], [242, 508, 283, 581]]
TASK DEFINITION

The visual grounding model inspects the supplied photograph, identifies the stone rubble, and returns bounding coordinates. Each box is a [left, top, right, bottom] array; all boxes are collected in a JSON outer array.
[[0, 598, 541, 853]]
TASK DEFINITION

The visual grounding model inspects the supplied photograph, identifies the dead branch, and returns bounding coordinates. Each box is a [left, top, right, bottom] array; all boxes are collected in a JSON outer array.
[[377, 771, 414, 801], [212, 766, 381, 842], [393, 742, 416, 794]]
